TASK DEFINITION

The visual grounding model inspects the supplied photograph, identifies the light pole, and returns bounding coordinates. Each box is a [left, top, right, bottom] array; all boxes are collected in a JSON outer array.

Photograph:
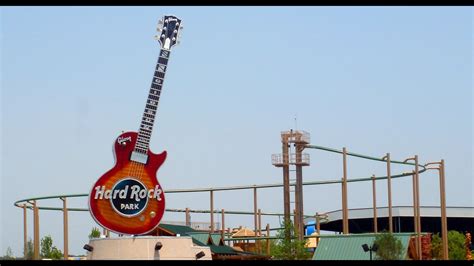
[[362, 243, 378, 260], [424, 160, 449, 260]]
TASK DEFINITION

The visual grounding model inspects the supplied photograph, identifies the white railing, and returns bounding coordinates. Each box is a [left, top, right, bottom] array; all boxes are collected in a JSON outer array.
[[272, 153, 310, 165]]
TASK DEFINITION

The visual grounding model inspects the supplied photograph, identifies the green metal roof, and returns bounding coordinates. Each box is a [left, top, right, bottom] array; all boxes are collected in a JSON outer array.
[[158, 223, 197, 235], [186, 232, 212, 246], [312, 233, 413, 260], [209, 245, 240, 255], [210, 233, 224, 245]]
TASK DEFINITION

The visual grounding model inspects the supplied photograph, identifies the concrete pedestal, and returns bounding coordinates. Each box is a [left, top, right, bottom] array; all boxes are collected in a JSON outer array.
[[85, 236, 212, 260]]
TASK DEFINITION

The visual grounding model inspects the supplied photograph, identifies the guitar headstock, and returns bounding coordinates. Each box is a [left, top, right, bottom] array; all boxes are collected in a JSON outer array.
[[155, 15, 183, 50]]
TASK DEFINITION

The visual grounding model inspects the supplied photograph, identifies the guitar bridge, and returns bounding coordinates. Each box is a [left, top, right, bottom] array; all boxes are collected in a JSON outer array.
[[130, 151, 148, 164]]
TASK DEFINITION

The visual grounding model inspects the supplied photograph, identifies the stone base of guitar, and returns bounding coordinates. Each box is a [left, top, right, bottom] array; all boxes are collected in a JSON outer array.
[[85, 236, 212, 260]]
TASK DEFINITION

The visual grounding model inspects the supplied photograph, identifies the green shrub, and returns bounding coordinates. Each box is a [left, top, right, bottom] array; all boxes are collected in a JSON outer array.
[[373, 231, 404, 260]]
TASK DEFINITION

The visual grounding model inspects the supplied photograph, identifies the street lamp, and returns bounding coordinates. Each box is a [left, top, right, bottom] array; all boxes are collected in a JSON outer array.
[[361, 243, 378, 260]]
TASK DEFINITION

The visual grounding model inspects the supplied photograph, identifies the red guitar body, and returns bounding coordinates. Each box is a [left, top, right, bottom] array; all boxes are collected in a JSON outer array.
[[89, 131, 166, 235]]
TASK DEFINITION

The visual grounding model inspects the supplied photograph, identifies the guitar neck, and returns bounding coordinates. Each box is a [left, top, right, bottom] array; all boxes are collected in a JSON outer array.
[[133, 49, 171, 155]]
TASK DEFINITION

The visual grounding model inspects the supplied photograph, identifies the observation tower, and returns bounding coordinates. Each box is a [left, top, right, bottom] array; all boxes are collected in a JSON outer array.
[[272, 130, 310, 240]]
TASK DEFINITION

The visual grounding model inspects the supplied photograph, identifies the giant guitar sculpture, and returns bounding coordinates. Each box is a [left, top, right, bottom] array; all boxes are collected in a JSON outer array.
[[89, 15, 183, 235]]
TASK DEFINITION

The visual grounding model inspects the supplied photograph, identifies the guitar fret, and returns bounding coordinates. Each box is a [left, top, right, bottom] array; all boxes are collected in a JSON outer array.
[[140, 127, 152, 132], [134, 147, 147, 153], [148, 94, 160, 100], [136, 144, 148, 149], [158, 57, 168, 65], [139, 133, 151, 139], [160, 50, 170, 58], [137, 137, 149, 143], [154, 72, 165, 79], [146, 104, 157, 110], [142, 116, 154, 122], [152, 78, 164, 85], [151, 83, 162, 90], [157, 64, 167, 73], [136, 140, 148, 146], [137, 135, 149, 140], [147, 98, 159, 104], [144, 109, 156, 115], [139, 131, 152, 137], [150, 91, 161, 98], [142, 121, 154, 126], [150, 90, 161, 96]]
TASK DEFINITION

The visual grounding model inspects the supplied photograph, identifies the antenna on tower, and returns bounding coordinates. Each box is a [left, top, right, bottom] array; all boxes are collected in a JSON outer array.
[[294, 114, 298, 131]]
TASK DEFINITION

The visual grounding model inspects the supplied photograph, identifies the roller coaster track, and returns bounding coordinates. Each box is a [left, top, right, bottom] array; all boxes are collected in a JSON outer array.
[[14, 144, 428, 228]]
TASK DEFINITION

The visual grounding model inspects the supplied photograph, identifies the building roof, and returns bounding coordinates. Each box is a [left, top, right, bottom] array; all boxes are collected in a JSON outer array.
[[210, 233, 224, 246], [209, 245, 240, 255], [317, 206, 474, 221], [232, 227, 256, 237], [306, 206, 474, 234], [305, 232, 319, 248], [186, 232, 212, 245], [158, 224, 241, 256], [312, 233, 413, 260], [158, 223, 197, 236]]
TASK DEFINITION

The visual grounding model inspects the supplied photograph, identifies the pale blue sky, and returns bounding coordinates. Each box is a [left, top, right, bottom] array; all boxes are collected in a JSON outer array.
[[1, 6, 472, 257]]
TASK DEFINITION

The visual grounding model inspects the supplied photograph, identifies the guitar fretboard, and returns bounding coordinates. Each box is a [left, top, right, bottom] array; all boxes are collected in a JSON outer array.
[[133, 49, 171, 154]]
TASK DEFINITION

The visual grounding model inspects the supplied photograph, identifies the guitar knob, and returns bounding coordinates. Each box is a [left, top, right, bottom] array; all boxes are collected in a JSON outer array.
[[150, 211, 156, 218]]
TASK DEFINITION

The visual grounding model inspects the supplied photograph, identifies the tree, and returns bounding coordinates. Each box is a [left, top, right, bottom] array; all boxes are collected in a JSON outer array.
[[373, 231, 404, 260], [24, 238, 34, 260], [431, 233, 443, 260], [40, 235, 63, 260], [1, 247, 15, 260], [49, 247, 63, 260], [89, 227, 101, 239], [431, 231, 467, 260], [447, 230, 466, 260], [270, 219, 312, 260]]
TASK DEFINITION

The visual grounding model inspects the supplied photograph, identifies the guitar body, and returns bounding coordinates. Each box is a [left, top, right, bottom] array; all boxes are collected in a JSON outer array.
[[89, 131, 166, 235]]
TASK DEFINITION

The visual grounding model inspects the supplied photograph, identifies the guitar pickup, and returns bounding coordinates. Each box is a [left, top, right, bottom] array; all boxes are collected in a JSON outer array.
[[130, 151, 148, 164]]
